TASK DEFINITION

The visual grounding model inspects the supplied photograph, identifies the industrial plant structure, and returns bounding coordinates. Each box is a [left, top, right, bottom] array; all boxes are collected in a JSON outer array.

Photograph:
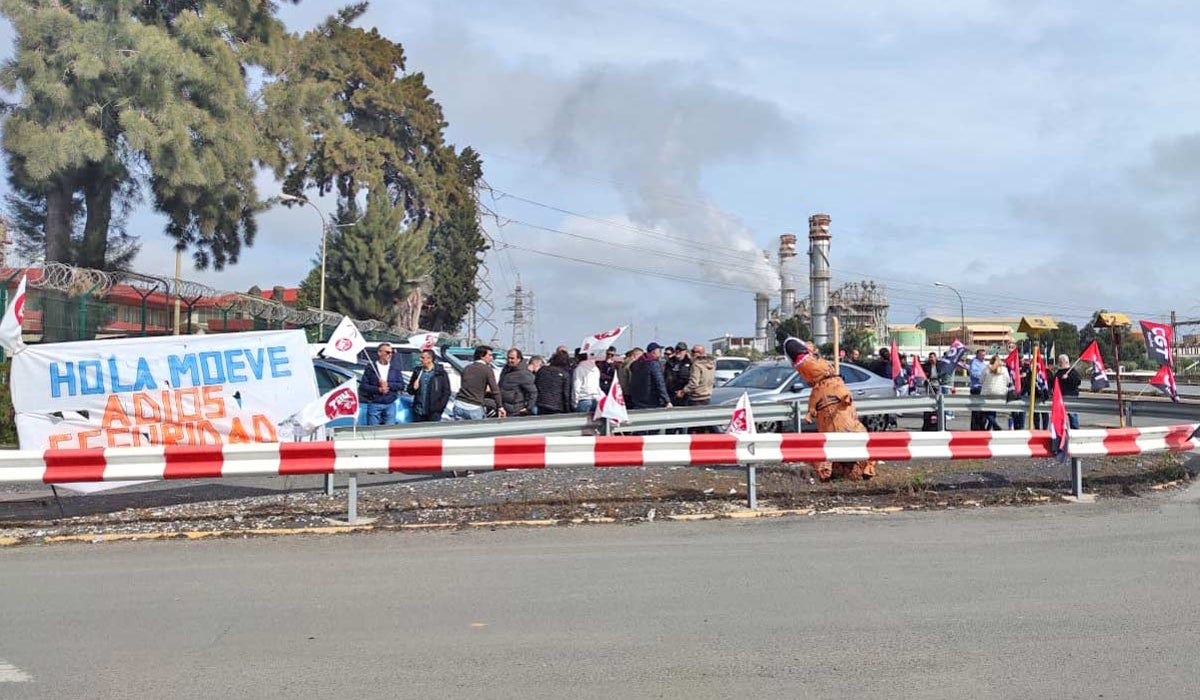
[[750, 214, 890, 354]]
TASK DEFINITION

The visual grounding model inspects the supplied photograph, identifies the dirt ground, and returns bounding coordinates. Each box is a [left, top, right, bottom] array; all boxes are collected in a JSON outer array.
[[1, 451, 1195, 545]]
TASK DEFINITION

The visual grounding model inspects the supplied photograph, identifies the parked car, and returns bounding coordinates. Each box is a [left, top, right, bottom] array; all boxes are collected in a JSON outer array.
[[713, 356, 751, 386], [444, 345, 505, 380], [710, 358, 896, 432], [312, 359, 414, 426]]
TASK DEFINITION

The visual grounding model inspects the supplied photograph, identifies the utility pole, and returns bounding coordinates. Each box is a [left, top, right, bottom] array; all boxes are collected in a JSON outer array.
[[504, 275, 534, 351]]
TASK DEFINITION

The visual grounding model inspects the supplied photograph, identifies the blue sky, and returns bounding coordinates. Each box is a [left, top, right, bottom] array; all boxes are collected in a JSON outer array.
[[3, 1, 1197, 349]]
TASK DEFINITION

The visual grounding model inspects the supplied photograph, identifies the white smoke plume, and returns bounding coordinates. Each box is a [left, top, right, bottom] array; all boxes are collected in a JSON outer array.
[[405, 23, 797, 294]]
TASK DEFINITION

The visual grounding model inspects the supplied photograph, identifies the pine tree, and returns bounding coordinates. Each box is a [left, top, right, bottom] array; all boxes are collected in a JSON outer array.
[[424, 147, 487, 332], [0, 0, 290, 269], [272, 4, 487, 330], [324, 185, 430, 328]]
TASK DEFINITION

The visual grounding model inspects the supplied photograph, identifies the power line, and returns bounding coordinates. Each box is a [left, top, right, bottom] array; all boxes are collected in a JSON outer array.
[[494, 242, 759, 293], [485, 186, 770, 260], [499, 217, 776, 278]]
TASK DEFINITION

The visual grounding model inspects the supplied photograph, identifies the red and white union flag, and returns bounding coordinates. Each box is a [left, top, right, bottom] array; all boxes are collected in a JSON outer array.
[[0, 273, 27, 354], [593, 375, 629, 425], [580, 326, 627, 356], [295, 378, 360, 433], [726, 392, 756, 437]]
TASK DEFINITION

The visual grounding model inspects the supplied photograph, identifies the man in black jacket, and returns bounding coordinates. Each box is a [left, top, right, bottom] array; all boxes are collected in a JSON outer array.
[[499, 348, 538, 416], [406, 349, 451, 422], [360, 343, 406, 425]]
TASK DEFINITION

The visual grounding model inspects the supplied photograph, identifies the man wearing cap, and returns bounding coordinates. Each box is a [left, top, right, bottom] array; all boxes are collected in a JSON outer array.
[[665, 341, 692, 401], [629, 342, 672, 410]]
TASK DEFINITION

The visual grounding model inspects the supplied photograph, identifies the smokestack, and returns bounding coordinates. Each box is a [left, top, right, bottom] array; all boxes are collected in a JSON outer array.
[[778, 233, 797, 318], [808, 214, 832, 346], [754, 293, 770, 352], [781, 288, 796, 319]]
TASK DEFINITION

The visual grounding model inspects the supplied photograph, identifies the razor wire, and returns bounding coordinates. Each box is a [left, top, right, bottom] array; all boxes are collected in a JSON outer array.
[[17, 262, 416, 337], [31, 262, 115, 297]]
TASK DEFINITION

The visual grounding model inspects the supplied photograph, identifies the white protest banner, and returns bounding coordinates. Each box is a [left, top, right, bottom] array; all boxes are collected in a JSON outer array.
[[407, 332, 440, 350], [0, 273, 27, 355], [324, 316, 367, 363], [11, 330, 317, 451], [725, 392, 756, 436], [580, 326, 627, 356]]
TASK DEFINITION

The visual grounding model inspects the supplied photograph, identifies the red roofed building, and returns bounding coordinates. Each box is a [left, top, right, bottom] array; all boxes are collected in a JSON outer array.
[[0, 267, 301, 342]]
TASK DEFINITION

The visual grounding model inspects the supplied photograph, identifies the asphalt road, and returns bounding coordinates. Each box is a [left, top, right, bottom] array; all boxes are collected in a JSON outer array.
[[3, 482, 1200, 699]]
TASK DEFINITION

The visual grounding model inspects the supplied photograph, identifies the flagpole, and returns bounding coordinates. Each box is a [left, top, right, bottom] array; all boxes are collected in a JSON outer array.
[[1029, 345, 1039, 427], [1112, 327, 1125, 427]]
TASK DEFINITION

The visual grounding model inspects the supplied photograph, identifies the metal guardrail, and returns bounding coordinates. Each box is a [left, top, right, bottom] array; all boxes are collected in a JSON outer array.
[[334, 403, 795, 440], [333, 392, 1198, 442]]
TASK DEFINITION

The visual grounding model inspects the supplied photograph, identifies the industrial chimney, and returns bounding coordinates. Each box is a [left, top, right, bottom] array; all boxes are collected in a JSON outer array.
[[778, 233, 797, 319], [808, 214, 832, 346], [754, 292, 770, 352]]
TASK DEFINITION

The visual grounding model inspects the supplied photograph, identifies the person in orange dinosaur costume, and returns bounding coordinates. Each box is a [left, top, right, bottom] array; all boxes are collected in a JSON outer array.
[[784, 337, 876, 481]]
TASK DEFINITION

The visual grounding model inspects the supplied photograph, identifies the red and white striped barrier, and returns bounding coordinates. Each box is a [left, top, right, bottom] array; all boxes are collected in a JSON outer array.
[[0, 424, 1195, 485]]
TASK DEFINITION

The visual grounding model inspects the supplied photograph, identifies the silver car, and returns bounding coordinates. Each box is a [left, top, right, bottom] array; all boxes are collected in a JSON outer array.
[[710, 358, 896, 432], [713, 356, 751, 386]]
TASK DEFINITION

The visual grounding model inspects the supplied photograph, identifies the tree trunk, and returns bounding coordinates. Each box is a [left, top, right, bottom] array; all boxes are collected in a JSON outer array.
[[81, 178, 114, 270], [44, 184, 73, 264]]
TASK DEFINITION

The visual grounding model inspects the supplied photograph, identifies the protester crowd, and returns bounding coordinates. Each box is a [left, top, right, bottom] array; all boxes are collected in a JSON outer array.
[[358, 339, 717, 424], [359, 334, 1090, 431], [849, 342, 1084, 431]]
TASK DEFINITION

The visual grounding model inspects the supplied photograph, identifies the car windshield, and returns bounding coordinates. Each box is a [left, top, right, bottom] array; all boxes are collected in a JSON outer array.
[[715, 358, 748, 371], [723, 365, 799, 390], [364, 347, 420, 372]]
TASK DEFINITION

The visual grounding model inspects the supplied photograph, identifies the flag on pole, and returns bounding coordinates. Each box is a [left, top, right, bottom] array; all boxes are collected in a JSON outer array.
[[0, 273, 28, 355], [1078, 340, 1110, 391], [580, 326, 627, 357], [936, 339, 967, 377], [293, 377, 360, 433], [324, 316, 367, 363], [1034, 351, 1050, 397], [1049, 377, 1069, 463], [1004, 347, 1022, 395], [889, 338, 901, 379], [725, 392, 757, 436], [909, 353, 927, 387], [1139, 320, 1173, 366], [1149, 364, 1180, 402], [593, 372, 629, 425], [407, 331, 440, 350]]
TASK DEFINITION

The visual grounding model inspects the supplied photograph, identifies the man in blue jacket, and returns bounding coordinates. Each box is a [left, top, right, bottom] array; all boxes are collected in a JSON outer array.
[[360, 343, 405, 425], [628, 342, 672, 410]]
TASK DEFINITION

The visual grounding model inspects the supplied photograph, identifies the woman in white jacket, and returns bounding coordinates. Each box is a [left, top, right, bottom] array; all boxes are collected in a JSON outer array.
[[979, 355, 1009, 430]]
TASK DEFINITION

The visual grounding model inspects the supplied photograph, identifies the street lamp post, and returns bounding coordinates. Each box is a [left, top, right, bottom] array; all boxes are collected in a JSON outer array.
[[934, 281, 966, 344], [279, 194, 328, 338]]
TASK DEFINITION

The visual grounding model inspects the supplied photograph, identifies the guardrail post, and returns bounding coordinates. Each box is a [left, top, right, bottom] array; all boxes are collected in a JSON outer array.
[[747, 465, 757, 510], [347, 474, 358, 525], [1070, 457, 1083, 499], [789, 400, 803, 433], [324, 474, 335, 495], [1124, 403, 1134, 427], [936, 391, 946, 432]]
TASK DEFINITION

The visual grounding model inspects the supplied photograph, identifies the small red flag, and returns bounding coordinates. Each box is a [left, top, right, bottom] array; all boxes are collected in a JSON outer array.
[[1004, 348, 1022, 395], [1049, 378, 1069, 462]]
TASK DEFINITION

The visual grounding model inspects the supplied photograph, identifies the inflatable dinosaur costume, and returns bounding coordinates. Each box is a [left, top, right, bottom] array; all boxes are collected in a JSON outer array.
[[784, 337, 876, 481]]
